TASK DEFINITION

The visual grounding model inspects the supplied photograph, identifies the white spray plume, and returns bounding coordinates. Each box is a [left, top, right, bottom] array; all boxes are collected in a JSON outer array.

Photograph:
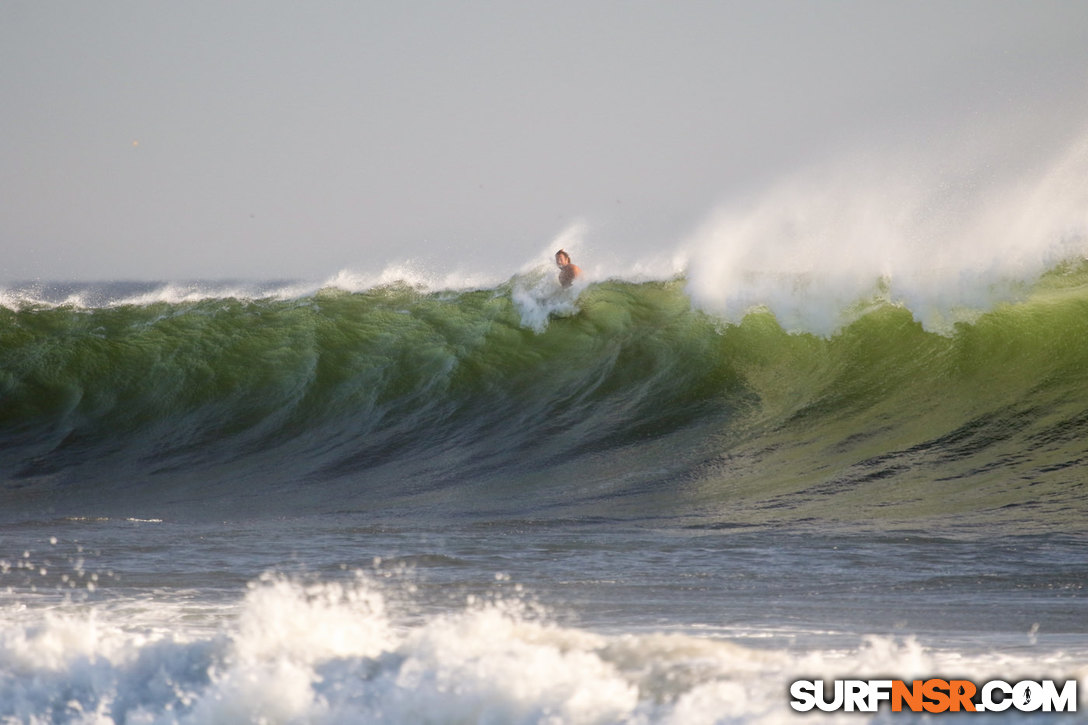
[[684, 129, 1088, 336]]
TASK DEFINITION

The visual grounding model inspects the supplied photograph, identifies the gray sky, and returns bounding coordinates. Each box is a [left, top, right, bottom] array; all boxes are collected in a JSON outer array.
[[2, 1, 1087, 282]]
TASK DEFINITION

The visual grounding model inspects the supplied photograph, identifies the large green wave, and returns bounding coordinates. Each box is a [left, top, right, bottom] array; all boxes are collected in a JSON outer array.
[[2, 265, 1087, 530]]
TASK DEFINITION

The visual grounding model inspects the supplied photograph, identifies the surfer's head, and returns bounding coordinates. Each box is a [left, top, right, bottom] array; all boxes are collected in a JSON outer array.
[[555, 249, 571, 266]]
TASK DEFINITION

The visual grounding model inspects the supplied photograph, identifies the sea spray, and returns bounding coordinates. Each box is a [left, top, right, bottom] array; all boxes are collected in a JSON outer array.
[[4, 562, 1087, 724], [512, 265, 584, 332], [3, 267, 1088, 528], [684, 128, 1088, 335]]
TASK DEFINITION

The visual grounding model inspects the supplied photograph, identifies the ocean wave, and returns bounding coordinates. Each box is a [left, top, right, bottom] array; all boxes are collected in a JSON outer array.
[[2, 264, 1088, 529], [3, 570, 1083, 724]]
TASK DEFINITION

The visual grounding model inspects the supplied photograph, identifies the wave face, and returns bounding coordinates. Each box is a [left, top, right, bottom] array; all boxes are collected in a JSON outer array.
[[2, 265, 1088, 530]]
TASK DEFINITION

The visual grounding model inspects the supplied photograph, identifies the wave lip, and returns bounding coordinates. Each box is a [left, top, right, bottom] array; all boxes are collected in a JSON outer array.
[[684, 131, 1088, 335], [2, 264, 1088, 530]]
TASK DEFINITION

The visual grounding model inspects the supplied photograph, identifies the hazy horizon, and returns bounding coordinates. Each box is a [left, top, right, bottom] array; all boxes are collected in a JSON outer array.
[[3, 1, 1087, 283]]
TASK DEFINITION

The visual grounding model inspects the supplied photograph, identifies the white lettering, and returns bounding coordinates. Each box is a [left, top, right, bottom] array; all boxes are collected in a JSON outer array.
[[868, 679, 893, 711], [791, 678, 1078, 713], [1014, 681, 1043, 712], [1041, 680, 1078, 712], [789, 680, 816, 712], [816, 680, 844, 712], [982, 680, 1013, 712], [844, 680, 869, 712]]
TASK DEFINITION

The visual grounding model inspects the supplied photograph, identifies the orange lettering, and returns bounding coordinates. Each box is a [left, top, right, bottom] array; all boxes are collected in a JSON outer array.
[[892, 680, 923, 712], [922, 679, 951, 713], [949, 680, 977, 712]]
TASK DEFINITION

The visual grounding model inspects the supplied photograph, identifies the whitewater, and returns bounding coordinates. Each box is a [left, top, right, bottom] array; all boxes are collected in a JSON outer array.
[[3, 131, 1088, 723]]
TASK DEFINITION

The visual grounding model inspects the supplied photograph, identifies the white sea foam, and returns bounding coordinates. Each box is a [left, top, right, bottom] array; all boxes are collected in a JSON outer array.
[[4, 127, 1086, 327], [512, 267, 584, 333], [683, 129, 1088, 336], [510, 221, 592, 331], [0, 270, 496, 311], [2, 573, 1085, 724], [319, 263, 506, 296], [0, 280, 307, 310]]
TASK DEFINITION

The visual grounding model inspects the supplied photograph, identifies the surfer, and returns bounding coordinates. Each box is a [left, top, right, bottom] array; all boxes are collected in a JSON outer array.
[[555, 249, 582, 288]]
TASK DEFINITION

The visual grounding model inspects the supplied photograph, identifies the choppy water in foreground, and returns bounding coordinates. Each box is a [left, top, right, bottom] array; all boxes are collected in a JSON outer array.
[[2, 267, 1087, 722]]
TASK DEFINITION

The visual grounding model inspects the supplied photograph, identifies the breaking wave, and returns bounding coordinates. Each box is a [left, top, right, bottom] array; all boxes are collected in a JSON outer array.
[[3, 259, 1088, 531]]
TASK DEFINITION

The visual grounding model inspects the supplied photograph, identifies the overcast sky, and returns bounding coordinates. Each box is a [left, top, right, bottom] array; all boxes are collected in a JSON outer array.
[[2, 1, 1087, 282]]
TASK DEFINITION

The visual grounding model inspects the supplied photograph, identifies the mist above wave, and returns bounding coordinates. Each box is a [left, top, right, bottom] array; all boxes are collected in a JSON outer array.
[[5, 122, 1087, 338], [683, 127, 1088, 336]]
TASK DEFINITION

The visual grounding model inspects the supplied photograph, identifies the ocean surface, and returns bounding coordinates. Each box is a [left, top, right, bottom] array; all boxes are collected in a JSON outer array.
[[1, 263, 1087, 723]]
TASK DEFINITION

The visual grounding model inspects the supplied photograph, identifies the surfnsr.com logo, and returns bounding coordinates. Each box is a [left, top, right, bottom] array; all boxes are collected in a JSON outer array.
[[790, 679, 1078, 713]]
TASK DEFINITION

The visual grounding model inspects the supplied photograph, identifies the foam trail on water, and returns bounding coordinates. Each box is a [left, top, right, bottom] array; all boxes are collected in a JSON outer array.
[[512, 221, 591, 331], [684, 130, 1088, 336], [2, 572, 1086, 724]]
